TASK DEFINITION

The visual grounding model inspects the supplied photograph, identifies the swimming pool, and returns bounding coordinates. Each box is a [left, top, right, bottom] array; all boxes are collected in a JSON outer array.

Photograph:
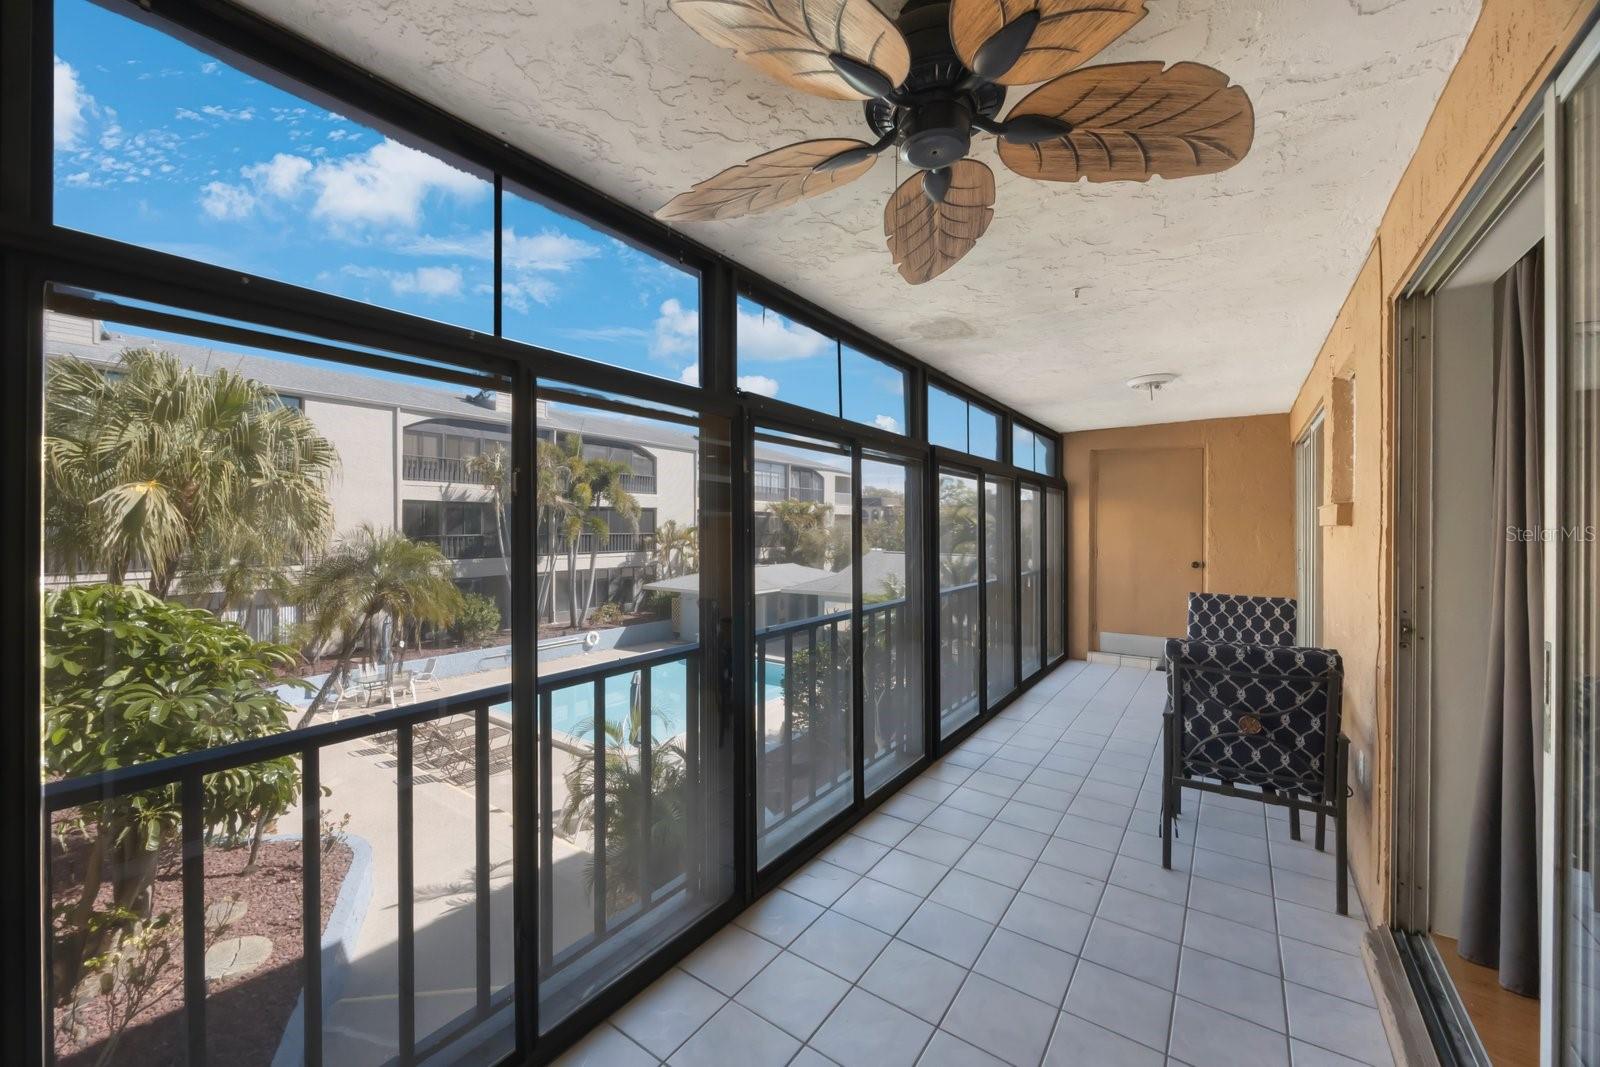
[[533, 658, 788, 741]]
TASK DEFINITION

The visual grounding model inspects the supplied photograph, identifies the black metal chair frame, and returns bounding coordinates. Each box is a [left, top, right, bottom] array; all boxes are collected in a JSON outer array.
[[1161, 658, 1351, 915]]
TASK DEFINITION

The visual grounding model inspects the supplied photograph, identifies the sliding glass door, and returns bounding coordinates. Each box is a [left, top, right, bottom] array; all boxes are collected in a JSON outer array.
[[751, 429, 856, 867], [1020, 483, 1042, 679], [862, 453, 924, 793], [938, 469, 982, 737], [985, 476, 1017, 705], [536, 390, 735, 1029], [1554, 41, 1600, 1064]]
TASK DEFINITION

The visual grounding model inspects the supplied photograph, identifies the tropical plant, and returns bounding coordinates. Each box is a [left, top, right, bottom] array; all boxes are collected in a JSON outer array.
[[295, 525, 465, 725], [560, 724, 688, 912], [762, 499, 836, 568], [937, 477, 980, 585], [465, 443, 513, 609], [454, 591, 503, 645], [590, 601, 626, 627], [538, 433, 640, 628], [43, 584, 304, 999], [43, 349, 337, 600], [651, 520, 697, 580]]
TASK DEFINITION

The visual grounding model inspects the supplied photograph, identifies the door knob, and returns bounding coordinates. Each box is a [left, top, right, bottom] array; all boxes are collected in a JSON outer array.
[[1191, 561, 1204, 569]]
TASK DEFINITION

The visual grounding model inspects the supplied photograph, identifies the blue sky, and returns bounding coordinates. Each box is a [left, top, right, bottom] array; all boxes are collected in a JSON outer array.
[[51, 0, 906, 433]]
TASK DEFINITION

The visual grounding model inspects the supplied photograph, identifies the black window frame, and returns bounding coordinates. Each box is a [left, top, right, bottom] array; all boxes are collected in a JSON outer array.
[[2, 0, 1073, 1063]]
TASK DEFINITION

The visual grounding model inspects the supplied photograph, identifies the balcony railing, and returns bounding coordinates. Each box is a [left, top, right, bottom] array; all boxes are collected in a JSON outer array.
[[43, 684, 514, 1067], [536, 532, 654, 555], [403, 454, 476, 483], [752, 597, 918, 847], [753, 484, 825, 504], [618, 473, 656, 495], [409, 532, 502, 560]]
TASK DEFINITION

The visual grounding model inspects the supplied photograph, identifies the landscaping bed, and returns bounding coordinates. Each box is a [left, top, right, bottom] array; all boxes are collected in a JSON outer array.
[[51, 830, 353, 1067]]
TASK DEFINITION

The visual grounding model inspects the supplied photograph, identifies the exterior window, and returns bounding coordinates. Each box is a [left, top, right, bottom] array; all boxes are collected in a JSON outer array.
[[754, 460, 786, 501], [792, 467, 824, 502], [969, 405, 1000, 461], [863, 454, 923, 791], [1020, 484, 1042, 678], [927, 383, 1000, 460], [501, 181, 700, 384], [835, 475, 853, 507], [53, 0, 493, 329], [841, 345, 907, 434]]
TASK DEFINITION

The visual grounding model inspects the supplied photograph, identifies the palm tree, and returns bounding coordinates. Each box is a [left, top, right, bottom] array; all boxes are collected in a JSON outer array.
[[294, 525, 464, 725], [764, 499, 835, 568], [560, 724, 688, 912], [539, 433, 640, 628], [466, 443, 512, 613], [44, 349, 338, 599], [651, 520, 697, 580]]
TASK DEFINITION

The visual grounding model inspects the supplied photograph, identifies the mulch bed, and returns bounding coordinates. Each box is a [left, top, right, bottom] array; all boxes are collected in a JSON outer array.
[[50, 829, 353, 1067]]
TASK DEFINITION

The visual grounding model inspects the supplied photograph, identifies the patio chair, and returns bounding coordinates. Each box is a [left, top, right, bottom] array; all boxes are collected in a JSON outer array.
[[412, 657, 440, 693], [1186, 593, 1298, 647], [1162, 637, 1350, 914]]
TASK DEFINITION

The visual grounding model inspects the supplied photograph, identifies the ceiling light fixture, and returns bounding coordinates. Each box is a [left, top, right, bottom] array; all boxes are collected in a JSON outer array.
[[1126, 372, 1178, 400]]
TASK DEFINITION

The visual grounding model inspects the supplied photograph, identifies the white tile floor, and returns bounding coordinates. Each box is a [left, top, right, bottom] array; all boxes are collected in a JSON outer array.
[[557, 660, 1390, 1067]]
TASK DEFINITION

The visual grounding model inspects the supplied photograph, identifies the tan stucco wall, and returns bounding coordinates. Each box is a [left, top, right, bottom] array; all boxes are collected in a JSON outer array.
[[1062, 414, 1295, 661], [1287, 0, 1599, 923]]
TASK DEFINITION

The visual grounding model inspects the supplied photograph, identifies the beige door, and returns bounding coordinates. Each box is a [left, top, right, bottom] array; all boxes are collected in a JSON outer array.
[[1092, 447, 1204, 651]]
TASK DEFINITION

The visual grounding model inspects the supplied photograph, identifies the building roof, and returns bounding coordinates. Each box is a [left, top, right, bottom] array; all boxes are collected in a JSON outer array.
[[646, 562, 835, 596], [782, 549, 907, 602]]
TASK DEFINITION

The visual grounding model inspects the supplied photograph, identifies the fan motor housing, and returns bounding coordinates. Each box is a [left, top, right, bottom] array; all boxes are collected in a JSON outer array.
[[864, 0, 1005, 167]]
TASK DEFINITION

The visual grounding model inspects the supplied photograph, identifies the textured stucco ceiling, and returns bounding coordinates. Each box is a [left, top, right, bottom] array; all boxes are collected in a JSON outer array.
[[240, 0, 1480, 431]]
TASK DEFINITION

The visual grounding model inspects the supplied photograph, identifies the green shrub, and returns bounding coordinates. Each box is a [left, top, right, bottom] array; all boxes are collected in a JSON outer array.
[[590, 601, 626, 627], [454, 592, 503, 644], [43, 584, 305, 1001]]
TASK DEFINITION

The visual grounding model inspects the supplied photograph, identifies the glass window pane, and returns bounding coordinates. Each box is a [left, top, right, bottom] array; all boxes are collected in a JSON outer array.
[[501, 183, 700, 384], [41, 295, 517, 1062], [54, 0, 493, 330], [938, 470, 981, 737], [1013, 425, 1036, 471], [969, 405, 1000, 461], [535, 389, 730, 1029], [928, 385, 967, 452], [1047, 487, 1065, 663], [1020, 485, 1042, 678], [737, 298, 837, 414], [751, 433, 854, 865], [841, 345, 907, 434], [985, 476, 1016, 703], [862, 454, 923, 792], [1038, 435, 1057, 477]]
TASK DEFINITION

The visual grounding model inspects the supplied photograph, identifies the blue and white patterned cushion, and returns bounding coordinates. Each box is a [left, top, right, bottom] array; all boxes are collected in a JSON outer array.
[[1165, 638, 1342, 797], [1186, 593, 1298, 647]]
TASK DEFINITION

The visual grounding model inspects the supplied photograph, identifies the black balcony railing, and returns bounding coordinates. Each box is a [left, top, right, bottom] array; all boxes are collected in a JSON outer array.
[[753, 597, 919, 847], [753, 484, 826, 504], [618, 473, 656, 495], [535, 644, 702, 1008], [42, 684, 514, 1067], [938, 580, 982, 727]]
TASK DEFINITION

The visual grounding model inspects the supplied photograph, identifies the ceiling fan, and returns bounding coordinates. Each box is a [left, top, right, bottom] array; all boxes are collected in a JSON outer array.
[[656, 0, 1255, 284]]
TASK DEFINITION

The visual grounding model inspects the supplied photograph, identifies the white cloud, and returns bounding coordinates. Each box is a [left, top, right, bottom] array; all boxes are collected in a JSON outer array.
[[308, 138, 483, 228], [200, 61, 220, 75], [873, 414, 900, 432], [54, 57, 93, 149], [390, 266, 462, 297], [649, 298, 699, 363], [736, 306, 829, 363], [200, 104, 254, 121], [242, 153, 312, 198], [199, 181, 256, 220], [501, 277, 559, 313], [504, 227, 600, 272], [678, 365, 700, 386], [64, 171, 91, 186], [564, 326, 649, 343], [341, 264, 463, 299], [737, 375, 779, 397]]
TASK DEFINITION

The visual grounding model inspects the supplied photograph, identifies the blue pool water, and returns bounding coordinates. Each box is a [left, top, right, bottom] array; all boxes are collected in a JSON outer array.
[[541, 659, 788, 740]]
